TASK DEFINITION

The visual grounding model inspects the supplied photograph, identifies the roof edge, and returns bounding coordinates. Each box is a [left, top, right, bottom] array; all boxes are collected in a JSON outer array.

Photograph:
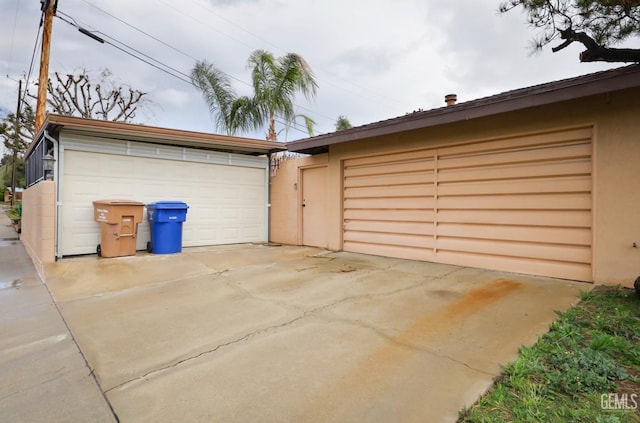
[[287, 64, 640, 154], [28, 114, 285, 157]]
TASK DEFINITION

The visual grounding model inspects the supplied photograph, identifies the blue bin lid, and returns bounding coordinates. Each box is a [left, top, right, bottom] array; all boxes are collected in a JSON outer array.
[[146, 201, 189, 210]]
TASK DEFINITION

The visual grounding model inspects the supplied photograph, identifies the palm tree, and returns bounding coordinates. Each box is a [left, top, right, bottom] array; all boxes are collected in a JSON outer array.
[[335, 115, 353, 131], [191, 50, 318, 141]]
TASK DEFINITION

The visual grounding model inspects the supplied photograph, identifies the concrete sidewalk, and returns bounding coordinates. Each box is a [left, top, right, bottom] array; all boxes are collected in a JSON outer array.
[[0, 206, 115, 422]]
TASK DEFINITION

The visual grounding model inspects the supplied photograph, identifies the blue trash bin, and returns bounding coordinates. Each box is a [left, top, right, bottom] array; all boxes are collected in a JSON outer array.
[[146, 201, 189, 254]]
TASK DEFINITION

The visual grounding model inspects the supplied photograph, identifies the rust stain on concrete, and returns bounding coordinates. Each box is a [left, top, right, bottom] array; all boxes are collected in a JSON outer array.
[[298, 278, 522, 421], [370, 278, 522, 367], [440, 278, 521, 321]]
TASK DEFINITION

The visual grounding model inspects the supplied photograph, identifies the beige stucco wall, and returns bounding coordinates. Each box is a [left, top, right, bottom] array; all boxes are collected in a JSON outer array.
[[21, 181, 56, 279], [270, 154, 328, 245], [274, 88, 640, 286], [591, 95, 640, 284]]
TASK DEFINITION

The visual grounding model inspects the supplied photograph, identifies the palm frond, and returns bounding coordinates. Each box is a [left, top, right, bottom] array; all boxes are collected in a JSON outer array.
[[229, 96, 264, 134], [192, 50, 319, 140], [190, 60, 237, 135]]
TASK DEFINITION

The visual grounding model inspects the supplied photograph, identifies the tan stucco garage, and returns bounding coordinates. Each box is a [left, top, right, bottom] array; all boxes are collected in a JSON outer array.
[[272, 65, 640, 285]]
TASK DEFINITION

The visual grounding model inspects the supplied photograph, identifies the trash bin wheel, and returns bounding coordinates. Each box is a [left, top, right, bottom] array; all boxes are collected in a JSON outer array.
[[97, 244, 102, 257], [146, 241, 152, 253]]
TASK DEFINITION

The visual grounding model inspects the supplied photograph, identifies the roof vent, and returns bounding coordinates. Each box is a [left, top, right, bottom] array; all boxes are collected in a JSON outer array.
[[445, 93, 457, 106]]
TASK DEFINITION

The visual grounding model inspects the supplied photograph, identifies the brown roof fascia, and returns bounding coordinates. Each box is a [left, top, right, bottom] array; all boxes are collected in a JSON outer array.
[[29, 114, 285, 157], [287, 64, 640, 154]]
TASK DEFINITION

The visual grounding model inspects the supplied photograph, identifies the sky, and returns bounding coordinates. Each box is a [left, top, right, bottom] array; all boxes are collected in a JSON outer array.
[[1, 0, 637, 154]]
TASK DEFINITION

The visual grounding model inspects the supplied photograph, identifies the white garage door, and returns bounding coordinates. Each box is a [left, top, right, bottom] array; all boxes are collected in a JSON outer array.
[[343, 126, 593, 281], [61, 148, 267, 256]]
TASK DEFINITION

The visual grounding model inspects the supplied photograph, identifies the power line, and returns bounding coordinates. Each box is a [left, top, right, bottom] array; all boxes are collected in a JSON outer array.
[[89, 0, 336, 126], [53, 10, 312, 137], [56, 12, 193, 86], [77, 0, 199, 62], [5, 0, 41, 111], [21, 9, 45, 108], [6, 0, 23, 89], [57, 11, 196, 85], [161, 0, 412, 116], [180, 0, 284, 54]]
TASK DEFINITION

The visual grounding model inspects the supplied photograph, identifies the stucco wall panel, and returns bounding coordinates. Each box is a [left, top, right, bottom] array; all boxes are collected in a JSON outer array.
[[269, 154, 328, 245], [592, 96, 640, 285], [21, 181, 56, 279]]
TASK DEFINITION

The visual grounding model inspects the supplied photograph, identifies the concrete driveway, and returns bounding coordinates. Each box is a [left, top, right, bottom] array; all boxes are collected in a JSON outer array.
[[44, 244, 586, 422]]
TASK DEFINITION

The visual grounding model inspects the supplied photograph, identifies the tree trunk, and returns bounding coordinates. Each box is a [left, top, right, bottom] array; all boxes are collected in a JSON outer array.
[[267, 117, 277, 141], [555, 28, 640, 63], [579, 47, 640, 63]]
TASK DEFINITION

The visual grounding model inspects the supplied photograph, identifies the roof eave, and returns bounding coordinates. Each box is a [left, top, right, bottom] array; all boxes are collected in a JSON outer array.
[[28, 114, 285, 157], [287, 64, 640, 154]]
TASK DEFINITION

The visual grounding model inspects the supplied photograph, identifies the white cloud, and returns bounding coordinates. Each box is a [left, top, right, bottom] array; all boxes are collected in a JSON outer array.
[[0, 0, 636, 141]]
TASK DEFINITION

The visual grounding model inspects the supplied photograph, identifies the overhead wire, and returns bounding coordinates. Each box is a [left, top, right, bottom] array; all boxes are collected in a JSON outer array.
[[20, 8, 46, 111], [54, 9, 311, 136], [104, 0, 337, 126], [158, 0, 337, 125], [77, 0, 199, 62], [178, 0, 413, 115], [6, 0, 23, 87], [72, 0, 357, 134], [4, 0, 42, 114], [56, 10, 193, 85]]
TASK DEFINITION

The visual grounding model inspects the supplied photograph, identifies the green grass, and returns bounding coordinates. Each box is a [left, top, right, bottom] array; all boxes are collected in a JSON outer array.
[[6, 206, 20, 222], [459, 285, 640, 423]]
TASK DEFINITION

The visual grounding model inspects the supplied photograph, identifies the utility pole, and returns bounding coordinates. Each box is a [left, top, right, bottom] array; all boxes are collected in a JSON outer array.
[[35, 0, 57, 131], [10, 81, 22, 208]]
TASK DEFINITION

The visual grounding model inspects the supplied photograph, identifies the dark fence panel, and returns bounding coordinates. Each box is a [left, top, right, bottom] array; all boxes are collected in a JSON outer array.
[[25, 137, 47, 188]]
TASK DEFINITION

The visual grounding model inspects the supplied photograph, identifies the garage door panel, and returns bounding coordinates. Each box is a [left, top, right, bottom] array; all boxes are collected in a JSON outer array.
[[342, 126, 593, 281], [438, 160, 591, 183], [436, 250, 592, 281], [345, 172, 434, 188], [438, 176, 590, 197], [438, 193, 591, 210], [62, 150, 266, 255], [344, 209, 436, 222], [437, 237, 591, 264], [345, 185, 435, 199], [345, 197, 435, 210], [344, 160, 434, 177], [437, 209, 591, 228], [345, 220, 435, 236], [344, 231, 434, 248], [437, 223, 591, 246], [219, 166, 262, 183], [438, 127, 592, 157], [438, 142, 591, 170], [344, 241, 436, 262], [345, 150, 435, 167]]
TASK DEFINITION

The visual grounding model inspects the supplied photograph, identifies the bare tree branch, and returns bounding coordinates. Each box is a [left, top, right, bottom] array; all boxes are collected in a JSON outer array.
[[501, 0, 640, 63], [27, 68, 150, 122]]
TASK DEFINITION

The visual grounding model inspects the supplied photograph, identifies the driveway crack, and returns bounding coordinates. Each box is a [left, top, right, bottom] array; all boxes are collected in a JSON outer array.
[[103, 312, 309, 394], [103, 265, 475, 394], [325, 316, 495, 377]]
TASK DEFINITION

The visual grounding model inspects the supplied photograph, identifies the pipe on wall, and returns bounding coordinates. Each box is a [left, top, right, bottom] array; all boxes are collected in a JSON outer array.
[[43, 130, 63, 259]]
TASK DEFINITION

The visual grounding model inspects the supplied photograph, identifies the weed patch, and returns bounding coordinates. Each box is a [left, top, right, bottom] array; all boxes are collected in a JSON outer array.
[[459, 285, 640, 423]]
